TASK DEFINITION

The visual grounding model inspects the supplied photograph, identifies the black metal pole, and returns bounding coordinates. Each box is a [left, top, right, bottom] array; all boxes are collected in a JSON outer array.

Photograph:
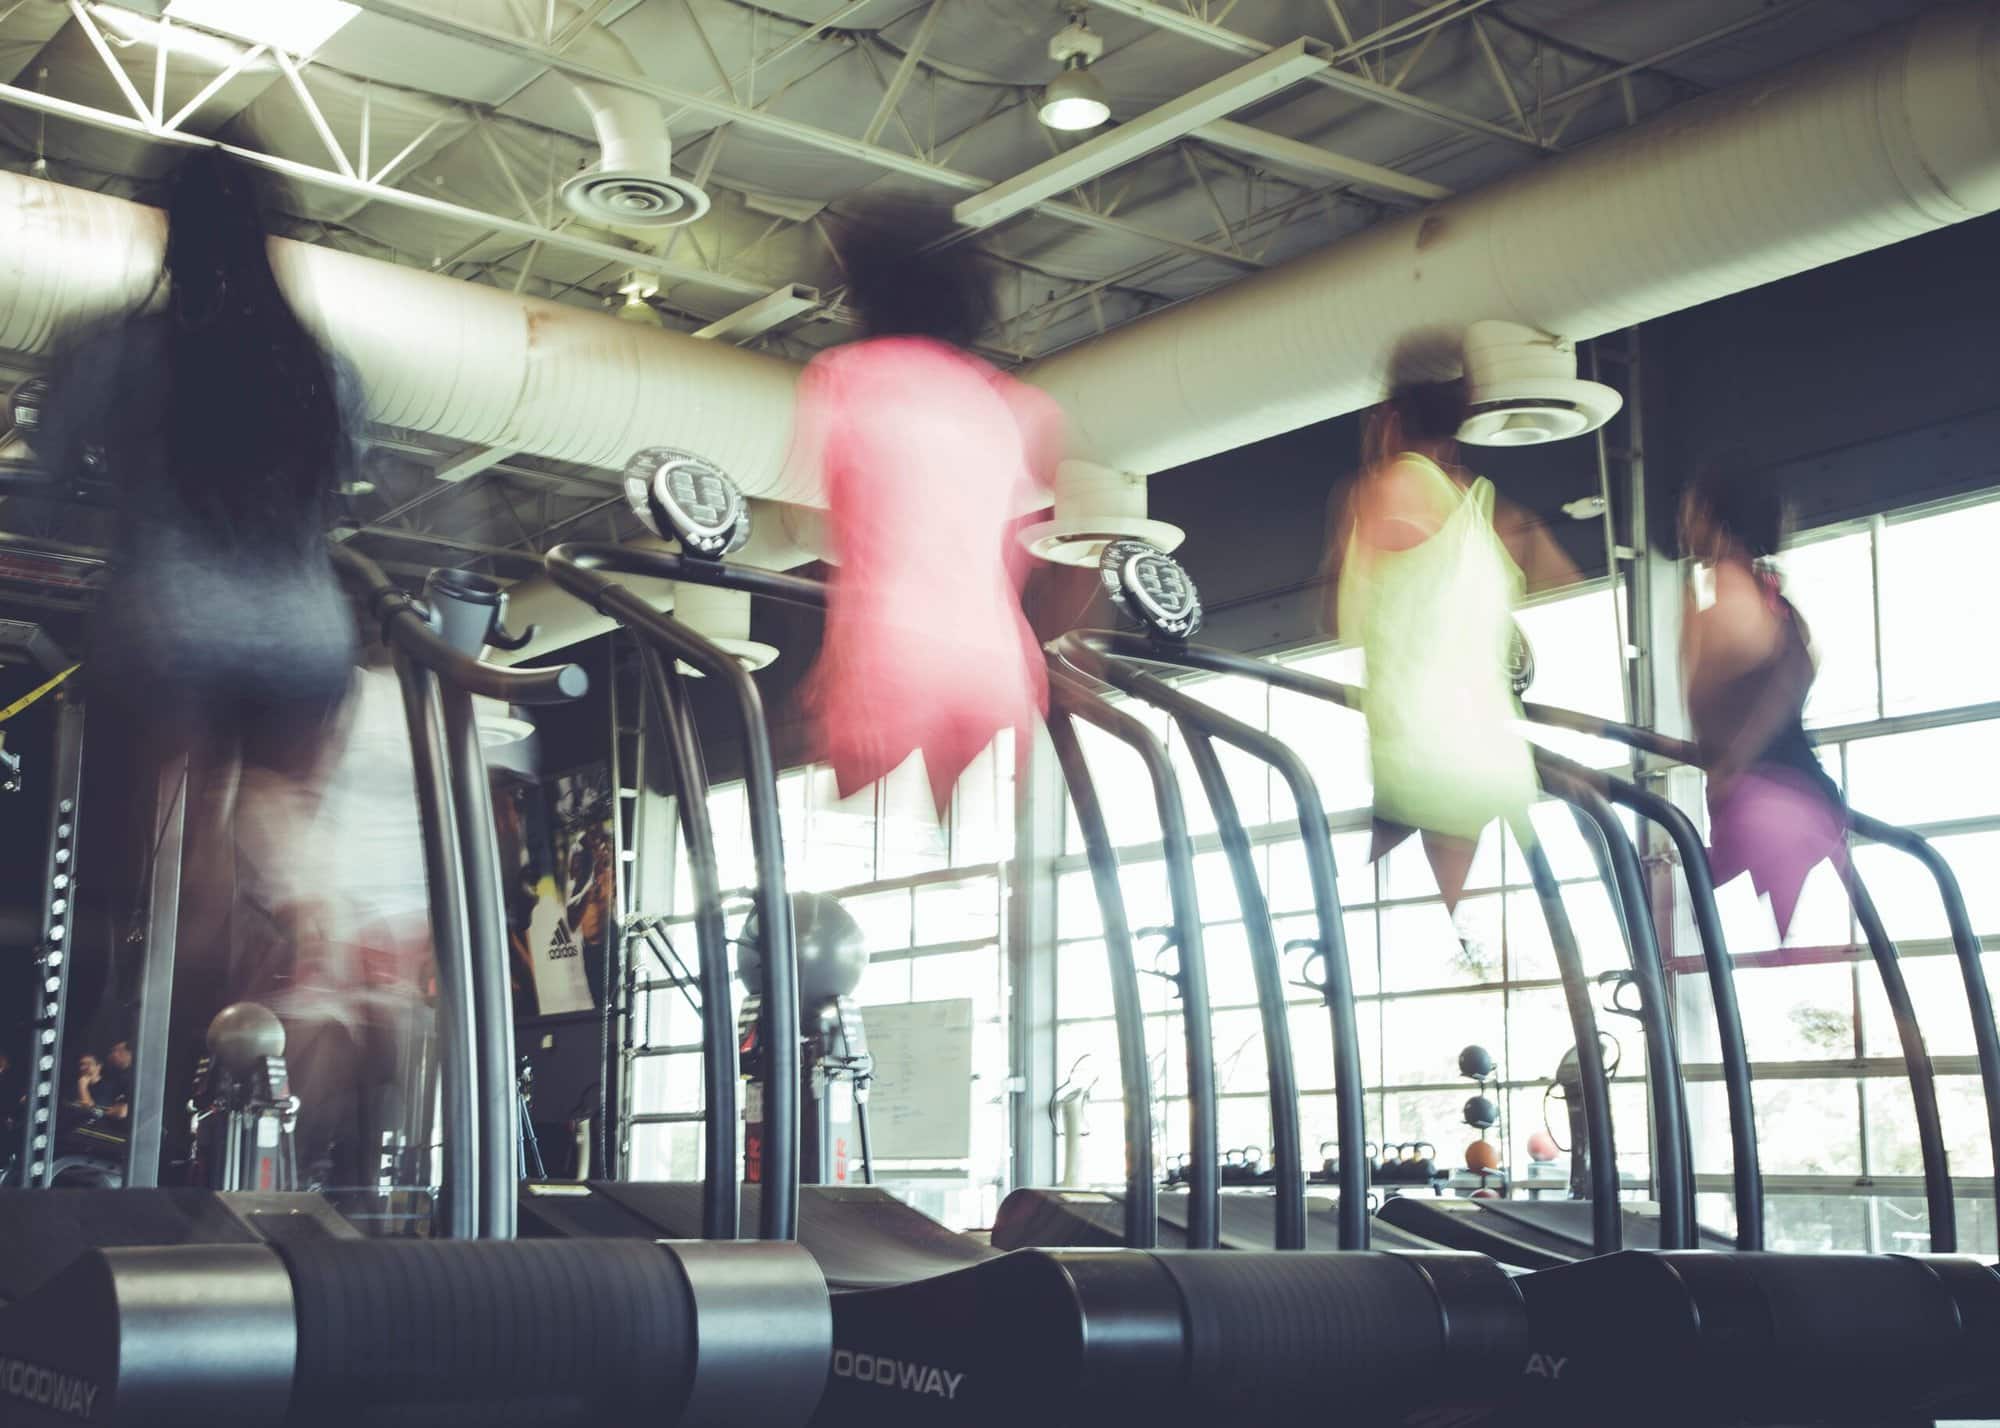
[[125, 756, 184, 1189], [1576, 767, 1763, 1250], [441, 684, 521, 1240], [1176, 722, 1306, 1250], [637, 641, 740, 1240], [1045, 687, 1157, 1248], [1540, 764, 1691, 1249], [546, 546, 798, 1242], [1842, 862, 1955, 1251], [20, 694, 83, 1189], [392, 655, 480, 1239], [1848, 810, 2000, 1224], [1046, 672, 1217, 1250], [1053, 634, 1367, 1249]]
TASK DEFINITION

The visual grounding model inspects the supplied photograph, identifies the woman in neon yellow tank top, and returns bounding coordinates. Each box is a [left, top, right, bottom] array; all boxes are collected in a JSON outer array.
[[1330, 380, 1576, 911]]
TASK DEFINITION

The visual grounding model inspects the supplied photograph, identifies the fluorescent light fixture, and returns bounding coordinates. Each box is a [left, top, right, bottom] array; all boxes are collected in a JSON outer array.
[[1195, 119, 1451, 203], [963, 38, 1329, 231], [164, 0, 361, 57], [1039, 64, 1110, 132], [692, 285, 821, 344]]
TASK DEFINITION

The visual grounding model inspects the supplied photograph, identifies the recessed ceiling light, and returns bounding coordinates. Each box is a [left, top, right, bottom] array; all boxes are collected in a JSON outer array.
[[163, 0, 361, 57]]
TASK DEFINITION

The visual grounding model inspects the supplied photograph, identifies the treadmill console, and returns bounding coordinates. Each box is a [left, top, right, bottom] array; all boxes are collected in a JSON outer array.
[[1099, 539, 1202, 641], [622, 448, 751, 560]]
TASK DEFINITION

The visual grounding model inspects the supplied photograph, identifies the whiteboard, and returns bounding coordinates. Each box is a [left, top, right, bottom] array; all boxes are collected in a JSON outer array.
[[863, 998, 974, 1161]]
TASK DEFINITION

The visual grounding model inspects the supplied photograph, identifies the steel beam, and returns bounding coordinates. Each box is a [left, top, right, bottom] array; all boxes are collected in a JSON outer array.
[[0, 79, 782, 300], [691, 283, 821, 342], [1197, 118, 1449, 201], [954, 40, 1329, 231], [1084, 0, 1547, 151], [862, 0, 945, 146], [339, 0, 1262, 270]]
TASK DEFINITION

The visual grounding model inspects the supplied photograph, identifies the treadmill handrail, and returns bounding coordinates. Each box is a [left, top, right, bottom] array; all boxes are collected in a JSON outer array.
[[1046, 672, 1164, 1247], [1523, 698, 1983, 1245], [336, 543, 590, 1240], [1172, 720, 1307, 1250], [546, 542, 801, 1242], [1535, 762, 1693, 1249], [635, 641, 741, 1240], [1538, 754, 1763, 1250], [1054, 631, 1368, 1250], [332, 545, 587, 704], [1063, 629, 1621, 1253], [1042, 659, 1221, 1250]]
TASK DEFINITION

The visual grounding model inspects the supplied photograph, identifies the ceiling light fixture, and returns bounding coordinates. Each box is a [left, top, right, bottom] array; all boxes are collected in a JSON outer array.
[[163, 0, 360, 58], [615, 275, 663, 327], [1039, 17, 1109, 132]]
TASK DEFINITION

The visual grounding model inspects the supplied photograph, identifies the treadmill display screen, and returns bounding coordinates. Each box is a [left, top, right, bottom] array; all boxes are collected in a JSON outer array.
[[1099, 539, 1202, 640], [622, 448, 749, 559]]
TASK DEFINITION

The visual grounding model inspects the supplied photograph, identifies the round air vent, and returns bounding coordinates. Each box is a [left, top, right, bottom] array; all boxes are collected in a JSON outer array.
[[1018, 459, 1183, 566], [561, 169, 710, 228], [1455, 320, 1620, 448], [1019, 513, 1184, 567]]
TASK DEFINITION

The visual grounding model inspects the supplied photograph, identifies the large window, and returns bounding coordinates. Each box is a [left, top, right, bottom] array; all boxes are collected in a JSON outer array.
[[626, 491, 2000, 1248], [1049, 492, 2000, 1253], [1050, 585, 1655, 1194], [628, 737, 1016, 1230], [1673, 496, 2000, 1251]]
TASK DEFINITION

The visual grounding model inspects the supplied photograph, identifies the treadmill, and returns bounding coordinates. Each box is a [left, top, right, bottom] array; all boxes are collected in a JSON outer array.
[[539, 451, 1532, 1427], [1021, 543, 2000, 1424], [0, 544, 831, 1428], [1001, 557, 1712, 1266]]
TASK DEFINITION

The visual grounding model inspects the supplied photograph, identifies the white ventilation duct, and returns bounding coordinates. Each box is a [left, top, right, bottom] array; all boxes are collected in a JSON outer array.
[[1026, 1, 2000, 476], [1018, 460, 1183, 566], [0, 172, 819, 500]]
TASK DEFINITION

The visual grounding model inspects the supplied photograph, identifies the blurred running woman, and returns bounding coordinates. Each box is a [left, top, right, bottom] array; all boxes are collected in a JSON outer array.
[[792, 220, 1063, 817], [1328, 377, 1574, 912], [1680, 458, 1845, 938]]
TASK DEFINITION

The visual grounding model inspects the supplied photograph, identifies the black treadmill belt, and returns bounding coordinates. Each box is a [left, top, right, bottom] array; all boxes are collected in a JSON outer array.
[[1377, 1195, 1733, 1269], [0, 1189, 356, 1302], [1473, 1196, 1733, 1252], [991, 1187, 1442, 1254], [584, 1181, 995, 1290]]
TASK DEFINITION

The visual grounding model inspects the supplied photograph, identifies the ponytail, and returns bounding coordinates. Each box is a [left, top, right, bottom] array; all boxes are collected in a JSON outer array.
[[161, 148, 345, 547]]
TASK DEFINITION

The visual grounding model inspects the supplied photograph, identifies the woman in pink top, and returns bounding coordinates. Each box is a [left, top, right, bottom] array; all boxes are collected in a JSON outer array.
[[794, 227, 1062, 816]]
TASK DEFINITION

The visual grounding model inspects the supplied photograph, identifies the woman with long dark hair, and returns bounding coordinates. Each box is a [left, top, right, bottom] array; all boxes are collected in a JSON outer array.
[[42, 148, 365, 1159], [44, 146, 358, 769], [1680, 458, 1844, 937], [792, 220, 1063, 816]]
